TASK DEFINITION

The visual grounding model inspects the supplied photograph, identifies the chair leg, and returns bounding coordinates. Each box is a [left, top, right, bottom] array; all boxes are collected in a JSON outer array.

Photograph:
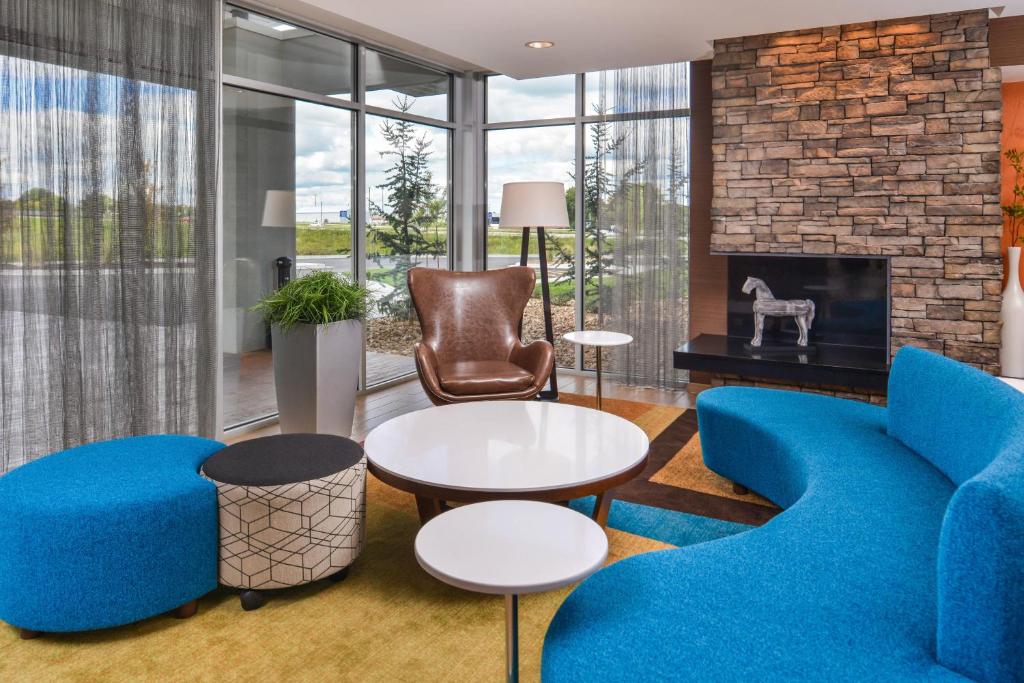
[[20, 629, 42, 640], [732, 482, 749, 495], [173, 600, 198, 619]]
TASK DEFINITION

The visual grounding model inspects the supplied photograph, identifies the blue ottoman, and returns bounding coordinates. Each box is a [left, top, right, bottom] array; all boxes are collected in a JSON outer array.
[[0, 435, 224, 638]]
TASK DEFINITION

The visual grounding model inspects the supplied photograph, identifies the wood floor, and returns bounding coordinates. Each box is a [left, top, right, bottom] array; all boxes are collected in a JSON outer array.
[[224, 349, 416, 429], [226, 374, 706, 444]]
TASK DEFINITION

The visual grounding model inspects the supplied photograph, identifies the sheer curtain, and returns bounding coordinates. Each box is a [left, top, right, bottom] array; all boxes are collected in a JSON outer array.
[[0, 0, 219, 472], [596, 64, 689, 388]]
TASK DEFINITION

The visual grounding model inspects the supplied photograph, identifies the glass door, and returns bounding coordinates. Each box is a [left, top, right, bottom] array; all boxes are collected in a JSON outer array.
[[364, 114, 450, 387], [221, 87, 354, 428], [220, 6, 455, 428], [362, 49, 452, 387]]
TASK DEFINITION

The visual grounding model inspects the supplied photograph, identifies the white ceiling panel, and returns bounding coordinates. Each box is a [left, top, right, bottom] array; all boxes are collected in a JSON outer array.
[[275, 0, 1024, 78]]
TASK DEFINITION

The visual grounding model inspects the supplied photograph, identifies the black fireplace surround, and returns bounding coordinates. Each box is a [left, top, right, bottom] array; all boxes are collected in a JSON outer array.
[[676, 254, 891, 390]]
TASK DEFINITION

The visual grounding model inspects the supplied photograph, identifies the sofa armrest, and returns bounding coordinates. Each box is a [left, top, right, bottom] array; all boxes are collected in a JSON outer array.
[[510, 339, 554, 390], [937, 467, 1024, 682]]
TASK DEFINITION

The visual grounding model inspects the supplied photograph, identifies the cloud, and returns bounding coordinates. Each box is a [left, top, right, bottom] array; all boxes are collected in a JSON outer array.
[[487, 75, 575, 123], [1, 56, 198, 205], [486, 126, 574, 212], [290, 109, 450, 215], [294, 101, 353, 212]]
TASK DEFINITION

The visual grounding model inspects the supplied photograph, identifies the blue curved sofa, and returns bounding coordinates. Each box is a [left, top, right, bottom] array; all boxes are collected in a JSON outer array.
[[0, 435, 224, 636], [543, 348, 1024, 681]]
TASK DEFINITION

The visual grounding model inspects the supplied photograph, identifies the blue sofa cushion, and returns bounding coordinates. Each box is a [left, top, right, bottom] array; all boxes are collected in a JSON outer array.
[[887, 346, 1020, 486], [0, 435, 223, 632], [545, 387, 963, 681]]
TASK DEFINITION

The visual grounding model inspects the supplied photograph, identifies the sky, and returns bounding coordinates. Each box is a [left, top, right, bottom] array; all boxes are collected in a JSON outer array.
[[291, 98, 450, 220], [1, 56, 198, 207], [292, 76, 585, 222], [286, 69, 692, 225], [2, 48, 688, 231]]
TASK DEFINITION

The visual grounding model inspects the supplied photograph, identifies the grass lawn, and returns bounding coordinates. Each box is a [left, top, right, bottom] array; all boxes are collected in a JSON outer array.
[[296, 224, 583, 260], [297, 222, 448, 258], [296, 225, 352, 256], [366, 267, 405, 286], [534, 278, 576, 305], [486, 228, 576, 258], [3, 214, 190, 264], [485, 228, 615, 260]]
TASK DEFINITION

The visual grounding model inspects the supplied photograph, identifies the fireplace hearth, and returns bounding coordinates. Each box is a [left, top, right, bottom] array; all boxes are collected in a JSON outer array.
[[676, 254, 891, 391]]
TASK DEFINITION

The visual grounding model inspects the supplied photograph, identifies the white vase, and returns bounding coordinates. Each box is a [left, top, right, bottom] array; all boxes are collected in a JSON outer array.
[[1001, 246, 1024, 378]]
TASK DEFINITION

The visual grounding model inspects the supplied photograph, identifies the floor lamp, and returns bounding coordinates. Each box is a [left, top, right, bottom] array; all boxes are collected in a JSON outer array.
[[499, 181, 570, 401]]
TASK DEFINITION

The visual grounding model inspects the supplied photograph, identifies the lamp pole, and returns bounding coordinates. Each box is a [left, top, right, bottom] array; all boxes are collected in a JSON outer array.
[[519, 226, 558, 401]]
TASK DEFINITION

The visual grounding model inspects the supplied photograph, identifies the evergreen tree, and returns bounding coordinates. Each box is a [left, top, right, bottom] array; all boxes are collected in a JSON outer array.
[[369, 96, 442, 259], [368, 96, 444, 318], [553, 108, 641, 310]]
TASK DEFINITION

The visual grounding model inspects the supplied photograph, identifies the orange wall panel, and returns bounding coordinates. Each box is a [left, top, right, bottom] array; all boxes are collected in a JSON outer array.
[[1002, 82, 1024, 282]]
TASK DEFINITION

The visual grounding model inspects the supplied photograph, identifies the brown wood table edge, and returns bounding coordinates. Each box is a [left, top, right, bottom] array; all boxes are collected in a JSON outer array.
[[367, 452, 649, 527]]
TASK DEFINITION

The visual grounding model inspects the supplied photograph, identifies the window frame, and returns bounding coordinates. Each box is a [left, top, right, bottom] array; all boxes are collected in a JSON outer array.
[[481, 70, 692, 372], [220, 2, 459, 433]]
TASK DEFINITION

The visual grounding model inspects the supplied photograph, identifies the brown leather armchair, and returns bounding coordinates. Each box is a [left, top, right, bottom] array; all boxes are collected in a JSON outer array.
[[407, 267, 555, 405]]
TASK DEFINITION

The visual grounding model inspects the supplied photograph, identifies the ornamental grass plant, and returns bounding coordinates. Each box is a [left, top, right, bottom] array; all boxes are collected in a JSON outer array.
[[252, 270, 367, 331]]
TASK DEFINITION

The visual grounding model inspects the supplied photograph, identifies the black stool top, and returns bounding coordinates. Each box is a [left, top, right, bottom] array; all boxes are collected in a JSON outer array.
[[202, 434, 364, 486]]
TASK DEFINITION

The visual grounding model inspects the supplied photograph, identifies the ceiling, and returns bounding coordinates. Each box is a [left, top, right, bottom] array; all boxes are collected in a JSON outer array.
[[274, 0, 1024, 79]]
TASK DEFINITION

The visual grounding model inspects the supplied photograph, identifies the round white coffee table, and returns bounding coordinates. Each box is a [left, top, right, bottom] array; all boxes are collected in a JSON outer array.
[[563, 330, 633, 410], [415, 500, 608, 683], [365, 401, 649, 526]]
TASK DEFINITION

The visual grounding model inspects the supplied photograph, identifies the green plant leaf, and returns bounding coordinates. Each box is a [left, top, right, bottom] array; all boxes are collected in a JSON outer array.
[[251, 270, 368, 331]]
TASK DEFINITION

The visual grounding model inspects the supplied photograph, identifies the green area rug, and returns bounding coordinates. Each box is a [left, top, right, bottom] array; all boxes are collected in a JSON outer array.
[[1, 394, 762, 681]]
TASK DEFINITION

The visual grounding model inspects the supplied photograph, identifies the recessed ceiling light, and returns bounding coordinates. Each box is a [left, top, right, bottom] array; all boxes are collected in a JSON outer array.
[[525, 40, 554, 49]]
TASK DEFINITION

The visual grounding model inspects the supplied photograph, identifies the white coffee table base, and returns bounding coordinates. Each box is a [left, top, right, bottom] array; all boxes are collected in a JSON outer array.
[[415, 500, 608, 682], [505, 594, 518, 682]]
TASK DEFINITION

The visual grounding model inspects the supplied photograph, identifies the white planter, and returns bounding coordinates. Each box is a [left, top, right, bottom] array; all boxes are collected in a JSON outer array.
[[270, 320, 361, 436], [1001, 246, 1024, 378]]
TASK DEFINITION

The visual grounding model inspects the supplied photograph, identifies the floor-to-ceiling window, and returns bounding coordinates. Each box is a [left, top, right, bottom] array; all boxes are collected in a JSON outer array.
[[484, 66, 690, 375], [221, 4, 452, 429], [485, 75, 577, 367], [364, 51, 451, 386]]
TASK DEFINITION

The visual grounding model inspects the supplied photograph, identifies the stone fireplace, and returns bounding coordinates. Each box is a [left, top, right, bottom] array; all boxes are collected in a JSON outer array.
[[708, 9, 1003, 374]]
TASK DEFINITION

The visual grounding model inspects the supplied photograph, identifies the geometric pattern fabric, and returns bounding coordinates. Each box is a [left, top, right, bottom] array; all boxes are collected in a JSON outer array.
[[207, 457, 366, 589]]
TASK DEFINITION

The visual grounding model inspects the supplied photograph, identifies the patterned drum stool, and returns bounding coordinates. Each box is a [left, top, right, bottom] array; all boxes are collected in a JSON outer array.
[[201, 434, 366, 611]]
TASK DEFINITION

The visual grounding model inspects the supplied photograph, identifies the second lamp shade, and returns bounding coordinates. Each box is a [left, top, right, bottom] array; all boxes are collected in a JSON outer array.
[[499, 181, 570, 228], [262, 190, 296, 228]]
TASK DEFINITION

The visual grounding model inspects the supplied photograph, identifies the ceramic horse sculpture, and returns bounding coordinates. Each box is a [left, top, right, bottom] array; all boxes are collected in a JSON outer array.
[[742, 277, 816, 347]]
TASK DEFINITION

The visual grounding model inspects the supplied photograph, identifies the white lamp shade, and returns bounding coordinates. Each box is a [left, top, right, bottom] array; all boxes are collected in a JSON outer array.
[[261, 190, 295, 227], [499, 181, 570, 228]]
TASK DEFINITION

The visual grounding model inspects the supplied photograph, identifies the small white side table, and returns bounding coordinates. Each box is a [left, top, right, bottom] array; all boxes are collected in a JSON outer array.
[[563, 330, 633, 410], [414, 500, 608, 683]]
